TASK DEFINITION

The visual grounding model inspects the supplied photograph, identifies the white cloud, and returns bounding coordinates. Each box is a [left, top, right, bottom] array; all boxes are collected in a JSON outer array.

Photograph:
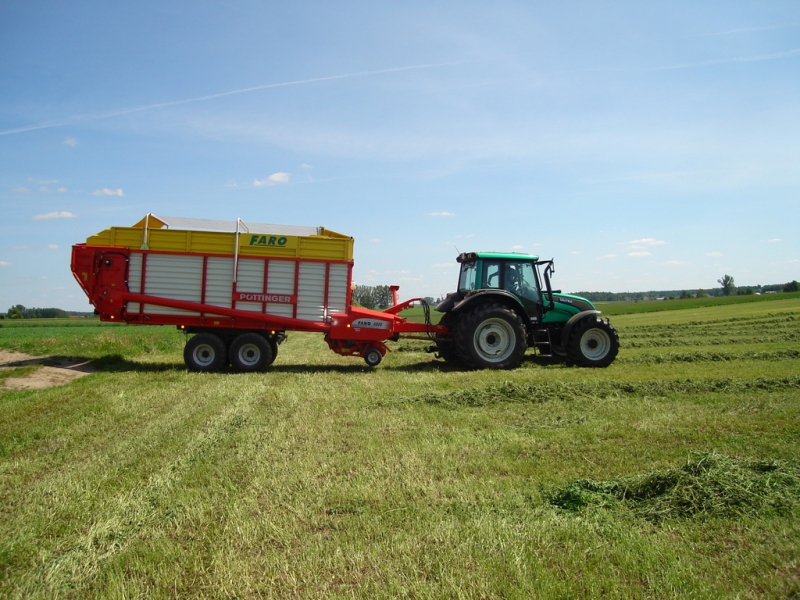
[[663, 260, 687, 265], [63, 138, 78, 147], [0, 261, 12, 267], [92, 188, 124, 196], [40, 186, 52, 193], [32, 178, 59, 184], [706, 251, 724, 257], [254, 172, 290, 186], [32, 211, 77, 220], [300, 163, 313, 169], [13, 245, 31, 250], [511, 245, 524, 250], [598, 254, 617, 260], [767, 238, 782, 243], [571, 251, 580, 255], [368, 238, 382, 243], [57, 187, 68, 193], [12, 186, 30, 193], [628, 251, 652, 257], [47, 244, 59, 249], [628, 238, 667, 246], [428, 211, 455, 217]]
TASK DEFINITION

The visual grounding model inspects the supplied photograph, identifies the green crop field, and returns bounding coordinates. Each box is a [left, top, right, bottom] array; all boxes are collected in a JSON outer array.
[[1, 297, 799, 598]]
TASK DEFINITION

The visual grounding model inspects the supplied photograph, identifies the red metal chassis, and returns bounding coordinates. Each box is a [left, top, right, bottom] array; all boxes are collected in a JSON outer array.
[[71, 244, 444, 360]]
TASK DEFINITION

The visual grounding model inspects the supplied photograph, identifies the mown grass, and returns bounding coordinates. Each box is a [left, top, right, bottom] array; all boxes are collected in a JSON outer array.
[[1, 298, 799, 598]]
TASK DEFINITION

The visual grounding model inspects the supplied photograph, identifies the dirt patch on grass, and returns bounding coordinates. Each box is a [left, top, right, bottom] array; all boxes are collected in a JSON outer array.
[[0, 350, 96, 390]]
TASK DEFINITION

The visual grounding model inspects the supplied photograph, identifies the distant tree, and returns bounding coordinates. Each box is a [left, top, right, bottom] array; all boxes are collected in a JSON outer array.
[[679, 290, 692, 299], [784, 280, 799, 292], [717, 274, 735, 296], [737, 287, 753, 296], [695, 288, 707, 298], [373, 285, 392, 309], [351, 285, 393, 309], [352, 285, 375, 309], [422, 296, 435, 305], [7, 305, 24, 319]]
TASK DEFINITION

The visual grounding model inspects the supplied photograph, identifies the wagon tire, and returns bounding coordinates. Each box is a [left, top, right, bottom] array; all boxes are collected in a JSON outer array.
[[229, 333, 273, 372], [567, 317, 619, 367], [266, 339, 278, 366], [455, 303, 527, 369], [184, 333, 227, 372], [364, 347, 383, 367]]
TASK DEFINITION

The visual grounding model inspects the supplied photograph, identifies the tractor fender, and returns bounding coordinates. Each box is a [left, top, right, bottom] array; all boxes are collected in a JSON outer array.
[[559, 310, 601, 347], [451, 290, 531, 325], [435, 291, 464, 313]]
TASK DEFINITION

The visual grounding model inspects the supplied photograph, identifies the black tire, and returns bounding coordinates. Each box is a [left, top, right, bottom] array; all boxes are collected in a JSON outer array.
[[229, 333, 273, 372], [363, 347, 383, 367], [454, 303, 527, 369], [567, 317, 619, 367], [435, 312, 461, 364], [266, 339, 278, 366], [184, 333, 227, 372]]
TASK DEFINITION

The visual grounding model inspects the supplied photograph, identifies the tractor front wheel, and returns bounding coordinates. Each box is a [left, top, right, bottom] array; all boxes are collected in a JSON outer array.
[[455, 304, 527, 369], [567, 317, 619, 367]]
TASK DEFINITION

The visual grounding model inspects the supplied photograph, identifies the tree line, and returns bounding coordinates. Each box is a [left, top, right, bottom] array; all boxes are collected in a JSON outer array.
[[4, 305, 73, 319], [577, 278, 799, 303]]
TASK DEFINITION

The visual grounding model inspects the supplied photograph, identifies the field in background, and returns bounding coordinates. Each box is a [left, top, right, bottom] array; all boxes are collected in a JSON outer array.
[[398, 290, 800, 322], [1, 297, 799, 598]]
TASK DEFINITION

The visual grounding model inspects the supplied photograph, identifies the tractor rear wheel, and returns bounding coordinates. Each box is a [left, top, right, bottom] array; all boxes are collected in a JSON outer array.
[[455, 303, 527, 369], [229, 333, 273, 372], [567, 317, 619, 367], [184, 333, 227, 372]]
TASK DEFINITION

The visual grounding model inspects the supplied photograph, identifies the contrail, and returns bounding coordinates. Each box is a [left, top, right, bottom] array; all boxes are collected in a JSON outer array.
[[649, 48, 800, 71], [0, 60, 463, 137], [560, 48, 800, 75], [684, 23, 800, 38]]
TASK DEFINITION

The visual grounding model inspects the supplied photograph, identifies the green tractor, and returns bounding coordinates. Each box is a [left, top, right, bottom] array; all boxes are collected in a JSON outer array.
[[434, 252, 619, 369]]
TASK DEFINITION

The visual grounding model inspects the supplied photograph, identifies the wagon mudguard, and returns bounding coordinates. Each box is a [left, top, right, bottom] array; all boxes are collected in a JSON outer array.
[[559, 310, 601, 347]]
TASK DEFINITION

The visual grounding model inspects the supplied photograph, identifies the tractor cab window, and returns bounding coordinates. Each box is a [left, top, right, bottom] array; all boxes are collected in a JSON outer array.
[[458, 262, 477, 291], [504, 262, 539, 302], [483, 262, 501, 289]]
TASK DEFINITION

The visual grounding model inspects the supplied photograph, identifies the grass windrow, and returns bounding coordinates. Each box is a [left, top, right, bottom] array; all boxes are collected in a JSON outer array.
[[1, 296, 799, 598]]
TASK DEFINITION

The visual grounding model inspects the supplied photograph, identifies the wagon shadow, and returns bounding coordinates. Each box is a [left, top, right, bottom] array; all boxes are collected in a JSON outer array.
[[84, 353, 566, 375], [89, 355, 184, 373]]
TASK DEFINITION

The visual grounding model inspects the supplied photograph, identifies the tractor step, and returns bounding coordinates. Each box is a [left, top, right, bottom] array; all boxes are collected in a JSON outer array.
[[531, 328, 554, 358]]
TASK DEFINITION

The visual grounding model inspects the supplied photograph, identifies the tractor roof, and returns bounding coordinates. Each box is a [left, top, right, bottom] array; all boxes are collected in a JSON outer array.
[[457, 251, 540, 263]]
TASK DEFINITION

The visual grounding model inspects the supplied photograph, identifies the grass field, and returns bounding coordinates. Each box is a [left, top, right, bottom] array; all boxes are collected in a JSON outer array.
[[1, 296, 799, 598]]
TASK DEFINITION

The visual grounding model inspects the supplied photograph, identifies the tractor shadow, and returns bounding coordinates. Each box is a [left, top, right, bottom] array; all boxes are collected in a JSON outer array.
[[383, 353, 566, 373]]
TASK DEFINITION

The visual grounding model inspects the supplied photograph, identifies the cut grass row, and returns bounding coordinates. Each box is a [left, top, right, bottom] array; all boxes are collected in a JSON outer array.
[[0, 298, 798, 598]]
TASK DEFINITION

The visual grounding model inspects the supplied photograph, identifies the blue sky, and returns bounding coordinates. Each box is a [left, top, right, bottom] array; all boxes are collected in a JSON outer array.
[[1, 1, 798, 312]]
